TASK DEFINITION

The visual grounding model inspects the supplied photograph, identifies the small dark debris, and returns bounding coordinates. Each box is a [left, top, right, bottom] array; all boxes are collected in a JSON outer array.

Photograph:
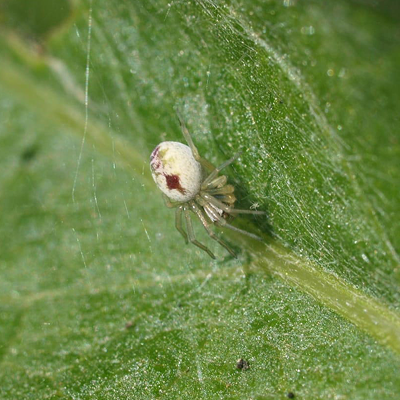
[[236, 358, 250, 370], [287, 392, 295, 399], [125, 321, 135, 330]]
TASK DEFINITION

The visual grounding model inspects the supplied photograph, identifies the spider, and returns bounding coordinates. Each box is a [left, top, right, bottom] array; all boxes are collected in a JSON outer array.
[[150, 114, 265, 259]]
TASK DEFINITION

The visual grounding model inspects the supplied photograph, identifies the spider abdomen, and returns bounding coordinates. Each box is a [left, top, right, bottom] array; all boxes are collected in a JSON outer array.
[[150, 141, 202, 202]]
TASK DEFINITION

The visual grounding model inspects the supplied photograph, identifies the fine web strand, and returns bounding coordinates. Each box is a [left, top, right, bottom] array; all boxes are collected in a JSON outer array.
[[72, 1, 93, 203]]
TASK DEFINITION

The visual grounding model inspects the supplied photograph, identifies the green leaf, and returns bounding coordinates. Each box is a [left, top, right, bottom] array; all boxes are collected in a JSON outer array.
[[1, 0, 400, 398]]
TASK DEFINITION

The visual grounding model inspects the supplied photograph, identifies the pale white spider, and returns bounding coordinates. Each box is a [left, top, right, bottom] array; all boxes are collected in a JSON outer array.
[[150, 114, 265, 259]]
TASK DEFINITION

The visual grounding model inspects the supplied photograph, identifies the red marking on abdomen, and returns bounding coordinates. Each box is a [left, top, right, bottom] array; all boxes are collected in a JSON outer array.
[[164, 174, 186, 194]]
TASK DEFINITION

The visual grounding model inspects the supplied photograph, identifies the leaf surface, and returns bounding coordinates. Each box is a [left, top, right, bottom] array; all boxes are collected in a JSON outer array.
[[1, 0, 400, 398]]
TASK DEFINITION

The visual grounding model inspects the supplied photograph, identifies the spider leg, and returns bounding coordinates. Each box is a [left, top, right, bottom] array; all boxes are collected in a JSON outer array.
[[163, 194, 179, 208], [207, 184, 235, 196], [202, 203, 263, 241], [176, 111, 215, 172], [214, 193, 236, 206], [201, 151, 242, 189], [201, 193, 266, 215], [204, 175, 227, 190], [184, 206, 216, 259], [215, 218, 264, 241], [191, 203, 236, 258], [175, 206, 188, 244]]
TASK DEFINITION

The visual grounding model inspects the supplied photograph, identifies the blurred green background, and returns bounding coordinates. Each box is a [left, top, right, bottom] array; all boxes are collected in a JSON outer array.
[[1, 0, 400, 398]]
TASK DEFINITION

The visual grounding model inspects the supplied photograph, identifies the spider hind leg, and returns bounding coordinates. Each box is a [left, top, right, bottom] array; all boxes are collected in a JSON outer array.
[[184, 207, 216, 259], [175, 206, 188, 244], [191, 203, 237, 258]]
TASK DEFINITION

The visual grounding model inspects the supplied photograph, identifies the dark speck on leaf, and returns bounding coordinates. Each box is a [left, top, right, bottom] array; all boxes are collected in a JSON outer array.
[[21, 146, 38, 163], [236, 358, 250, 370], [287, 392, 295, 398]]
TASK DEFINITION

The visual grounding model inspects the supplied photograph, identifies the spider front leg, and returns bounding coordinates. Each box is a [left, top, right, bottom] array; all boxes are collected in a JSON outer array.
[[184, 206, 216, 259]]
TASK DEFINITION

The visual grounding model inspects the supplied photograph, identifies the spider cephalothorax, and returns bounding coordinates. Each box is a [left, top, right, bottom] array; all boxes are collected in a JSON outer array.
[[150, 114, 264, 259]]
